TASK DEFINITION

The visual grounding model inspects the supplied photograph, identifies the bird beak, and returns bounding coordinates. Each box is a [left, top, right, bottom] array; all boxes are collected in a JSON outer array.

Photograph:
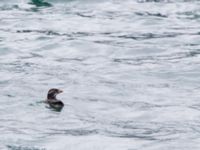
[[59, 90, 63, 93]]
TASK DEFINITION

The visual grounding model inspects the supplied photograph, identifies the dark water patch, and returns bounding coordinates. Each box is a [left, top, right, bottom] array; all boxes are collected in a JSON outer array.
[[159, 50, 200, 60], [100, 32, 116, 35], [102, 11, 122, 20], [5, 94, 15, 98], [119, 101, 172, 109], [30, 53, 43, 58], [0, 119, 19, 122], [113, 50, 200, 65], [98, 79, 119, 86], [19, 53, 43, 59], [76, 12, 95, 18], [104, 129, 157, 140], [94, 40, 116, 45], [106, 121, 189, 141], [45, 105, 64, 112], [7, 145, 45, 150], [0, 37, 3, 42], [87, 98, 100, 102], [1, 61, 38, 74], [147, 83, 170, 88], [115, 32, 182, 40], [0, 80, 10, 86], [29, 100, 45, 107], [189, 104, 200, 111], [16, 29, 93, 38], [177, 11, 200, 20], [113, 57, 158, 65], [0, 4, 19, 11], [29, 0, 52, 7], [105, 31, 200, 41], [137, 0, 170, 2], [55, 57, 86, 62], [135, 12, 168, 18], [186, 50, 200, 57], [47, 128, 98, 136], [0, 28, 11, 33], [185, 43, 200, 47], [73, 31, 94, 37], [190, 122, 200, 133], [16, 30, 67, 36]]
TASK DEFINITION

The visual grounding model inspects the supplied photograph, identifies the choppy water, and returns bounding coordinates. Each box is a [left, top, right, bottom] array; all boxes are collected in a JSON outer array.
[[1, 0, 200, 149]]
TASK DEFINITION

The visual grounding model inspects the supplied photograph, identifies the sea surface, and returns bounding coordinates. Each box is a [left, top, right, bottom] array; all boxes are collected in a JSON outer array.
[[1, 0, 200, 149]]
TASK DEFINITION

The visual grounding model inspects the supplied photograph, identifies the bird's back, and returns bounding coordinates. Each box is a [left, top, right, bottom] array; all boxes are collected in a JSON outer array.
[[47, 99, 64, 110]]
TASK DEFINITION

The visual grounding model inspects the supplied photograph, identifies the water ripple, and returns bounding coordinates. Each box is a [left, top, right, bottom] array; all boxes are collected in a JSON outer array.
[[1, 0, 200, 150]]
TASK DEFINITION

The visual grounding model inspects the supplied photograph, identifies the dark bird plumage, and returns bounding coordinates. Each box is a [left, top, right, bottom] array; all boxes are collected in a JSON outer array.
[[46, 88, 64, 110]]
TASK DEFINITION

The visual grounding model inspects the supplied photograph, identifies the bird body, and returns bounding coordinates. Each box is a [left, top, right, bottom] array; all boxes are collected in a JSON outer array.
[[46, 88, 64, 110]]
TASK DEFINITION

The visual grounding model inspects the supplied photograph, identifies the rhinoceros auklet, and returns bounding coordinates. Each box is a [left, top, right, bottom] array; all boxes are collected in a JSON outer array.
[[46, 88, 64, 110]]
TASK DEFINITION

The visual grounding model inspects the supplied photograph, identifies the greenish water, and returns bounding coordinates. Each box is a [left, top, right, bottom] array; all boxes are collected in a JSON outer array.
[[1, 0, 200, 150], [29, 0, 52, 7]]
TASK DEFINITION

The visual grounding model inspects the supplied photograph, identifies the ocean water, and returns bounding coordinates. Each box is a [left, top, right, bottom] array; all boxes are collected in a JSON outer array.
[[1, 0, 200, 149]]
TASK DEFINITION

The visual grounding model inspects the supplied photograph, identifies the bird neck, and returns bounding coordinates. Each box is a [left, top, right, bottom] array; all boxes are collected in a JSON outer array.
[[47, 93, 57, 99]]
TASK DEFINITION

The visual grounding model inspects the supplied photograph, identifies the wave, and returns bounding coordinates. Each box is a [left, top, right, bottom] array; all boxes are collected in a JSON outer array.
[[0, 0, 199, 6]]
